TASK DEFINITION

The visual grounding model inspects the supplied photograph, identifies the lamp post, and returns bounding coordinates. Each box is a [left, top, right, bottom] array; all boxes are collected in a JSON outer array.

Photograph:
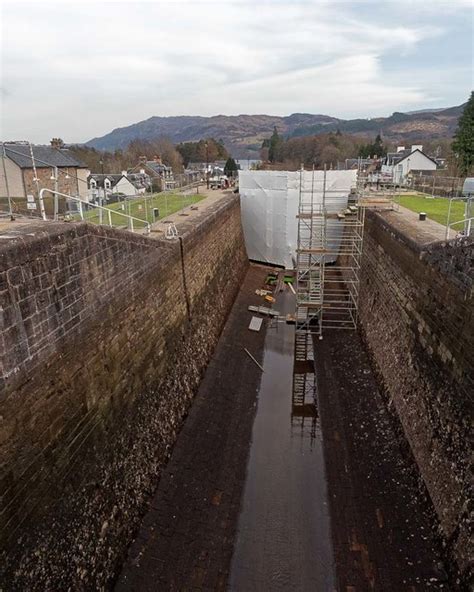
[[205, 141, 209, 189], [99, 161, 106, 225], [1, 142, 14, 220]]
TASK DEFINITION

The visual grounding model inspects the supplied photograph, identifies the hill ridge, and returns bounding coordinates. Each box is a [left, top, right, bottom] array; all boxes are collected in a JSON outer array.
[[86, 104, 464, 158]]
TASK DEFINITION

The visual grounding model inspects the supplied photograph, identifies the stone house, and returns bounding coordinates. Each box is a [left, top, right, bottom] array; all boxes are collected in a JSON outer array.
[[129, 156, 175, 191], [0, 142, 88, 201]]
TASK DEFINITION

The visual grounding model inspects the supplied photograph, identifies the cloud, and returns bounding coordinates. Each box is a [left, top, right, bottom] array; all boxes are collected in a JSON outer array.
[[0, 0, 471, 143]]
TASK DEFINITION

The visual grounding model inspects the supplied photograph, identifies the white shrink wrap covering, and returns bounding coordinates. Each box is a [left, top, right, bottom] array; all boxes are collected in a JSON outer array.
[[239, 170, 356, 268]]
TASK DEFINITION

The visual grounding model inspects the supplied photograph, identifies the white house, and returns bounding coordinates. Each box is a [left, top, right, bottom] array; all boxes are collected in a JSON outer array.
[[382, 145, 437, 185], [88, 172, 139, 202]]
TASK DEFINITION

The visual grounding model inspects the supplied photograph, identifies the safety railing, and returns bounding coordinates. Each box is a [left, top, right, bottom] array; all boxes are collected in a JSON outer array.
[[445, 216, 473, 240], [39, 188, 151, 234], [445, 196, 473, 240]]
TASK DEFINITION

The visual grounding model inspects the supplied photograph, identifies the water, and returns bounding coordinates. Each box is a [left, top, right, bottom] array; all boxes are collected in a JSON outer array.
[[229, 290, 335, 591]]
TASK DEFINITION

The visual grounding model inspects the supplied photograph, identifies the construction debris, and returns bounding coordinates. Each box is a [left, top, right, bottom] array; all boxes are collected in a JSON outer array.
[[244, 348, 265, 372], [248, 316, 263, 332], [264, 295, 276, 303], [248, 305, 280, 317], [255, 289, 272, 296], [265, 273, 278, 285], [287, 282, 296, 295]]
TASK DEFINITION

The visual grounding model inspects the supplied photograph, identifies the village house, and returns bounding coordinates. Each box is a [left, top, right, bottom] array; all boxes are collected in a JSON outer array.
[[339, 158, 379, 173], [0, 141, 88, 202], [381, 145, 437, 185], [87, 172, 146, 202], [129, 156, 175, 191]]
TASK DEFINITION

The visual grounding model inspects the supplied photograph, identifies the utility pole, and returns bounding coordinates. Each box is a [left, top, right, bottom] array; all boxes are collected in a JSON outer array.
[[1, 142, 14, 220], [52, 166, 59, 219], [54, 165, 58, 202], [205, 141, 209, 189]]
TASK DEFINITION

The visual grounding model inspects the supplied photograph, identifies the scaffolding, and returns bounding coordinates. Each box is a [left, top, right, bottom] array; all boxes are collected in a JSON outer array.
[[292, 167, 364, 415], [295, 167, 365, 339], [292, 331, 318, 414]]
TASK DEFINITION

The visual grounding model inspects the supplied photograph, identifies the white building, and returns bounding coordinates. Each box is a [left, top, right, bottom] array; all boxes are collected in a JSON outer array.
[[382, 145, 437, 185], [88, 172, 139, 202]]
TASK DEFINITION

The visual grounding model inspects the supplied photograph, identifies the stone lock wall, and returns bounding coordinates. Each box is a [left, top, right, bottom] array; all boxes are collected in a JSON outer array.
[[358, 209, 473, 580], [0, 194, 248, 589]]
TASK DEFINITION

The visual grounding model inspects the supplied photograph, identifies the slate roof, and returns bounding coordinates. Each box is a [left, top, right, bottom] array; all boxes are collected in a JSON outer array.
[[127, 172, 150, 189], [384, 149, 437, 168], [345, 158, 374, 169], [394, 149, 438, 167], [4, 143, 86, 169], [145, 161, 172, 175], [88, 173, 127, 188]]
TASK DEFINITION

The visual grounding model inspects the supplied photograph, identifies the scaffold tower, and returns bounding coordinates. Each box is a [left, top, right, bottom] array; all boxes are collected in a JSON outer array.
[[292, 167, 365, 412], [295, 167, 365, 338]]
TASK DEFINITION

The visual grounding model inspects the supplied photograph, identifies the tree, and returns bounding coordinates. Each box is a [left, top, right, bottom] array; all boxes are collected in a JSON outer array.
[[224, 157, 239, 177], [177, 138, 228, 166], [373, 134, 385, 157], [268, 126, 283, 163], [452, 91, 474, 176], [358, 134, 386, 158]]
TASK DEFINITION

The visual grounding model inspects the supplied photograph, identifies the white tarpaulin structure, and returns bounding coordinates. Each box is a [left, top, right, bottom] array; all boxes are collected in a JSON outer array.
[[239, 170, 357, 268]]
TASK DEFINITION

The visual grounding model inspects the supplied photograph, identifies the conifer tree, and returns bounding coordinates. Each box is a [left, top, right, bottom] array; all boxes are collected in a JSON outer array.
[[268, 127, 282, 163], [452, 91, 474, 175]]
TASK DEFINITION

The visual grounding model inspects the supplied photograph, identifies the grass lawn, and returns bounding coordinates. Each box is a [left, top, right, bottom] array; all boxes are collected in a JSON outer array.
[[398, 194, 467, 230], [76, 192, 204, 228]]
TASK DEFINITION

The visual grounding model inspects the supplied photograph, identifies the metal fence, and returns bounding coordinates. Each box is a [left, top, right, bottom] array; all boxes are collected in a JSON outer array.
[[409, 174, 464, 198]]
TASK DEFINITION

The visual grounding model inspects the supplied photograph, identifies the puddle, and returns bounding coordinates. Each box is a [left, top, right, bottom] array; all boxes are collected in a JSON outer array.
[[229, 289, 335, 591]]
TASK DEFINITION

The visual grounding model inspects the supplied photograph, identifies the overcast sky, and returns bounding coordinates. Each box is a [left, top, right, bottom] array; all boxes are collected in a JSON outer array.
[[1, 0, 473, 144]]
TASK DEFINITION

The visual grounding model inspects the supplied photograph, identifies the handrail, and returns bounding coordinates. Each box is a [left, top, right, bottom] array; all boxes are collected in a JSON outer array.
[[445, 196, 473, 240], [445, 216, 473, 240], [38, 188, 151, 234]]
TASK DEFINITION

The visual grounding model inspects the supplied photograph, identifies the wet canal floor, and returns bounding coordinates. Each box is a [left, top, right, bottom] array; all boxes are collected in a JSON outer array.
[[116, 264, 453, 592], [229, 290, 335, 591]]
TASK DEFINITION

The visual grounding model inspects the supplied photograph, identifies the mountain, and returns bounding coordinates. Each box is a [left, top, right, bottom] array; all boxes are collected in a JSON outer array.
[[86, 104, 464, 158]]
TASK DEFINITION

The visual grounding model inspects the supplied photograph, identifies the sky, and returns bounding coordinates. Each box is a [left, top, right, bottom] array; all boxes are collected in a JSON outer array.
[[0, 0, 473, 144]]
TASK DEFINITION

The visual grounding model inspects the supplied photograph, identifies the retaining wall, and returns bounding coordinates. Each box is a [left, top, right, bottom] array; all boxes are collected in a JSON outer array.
[[358, 209, 473, 581], [0, 194, 248, 589]]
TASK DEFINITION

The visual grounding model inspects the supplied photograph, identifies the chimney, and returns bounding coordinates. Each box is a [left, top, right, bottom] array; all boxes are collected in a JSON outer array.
[[396, 146, 405, 153], [411, 144, 423, 153], [50, 138, 63, 149], [154, 155, 162, 165], [121, 170, 127, 177]]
